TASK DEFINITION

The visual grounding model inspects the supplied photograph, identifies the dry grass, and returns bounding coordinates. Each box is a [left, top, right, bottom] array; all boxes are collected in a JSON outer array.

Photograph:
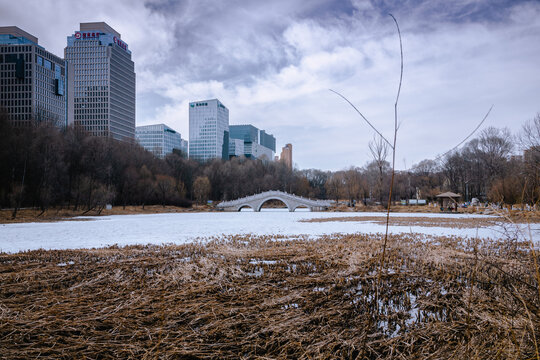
[[0, 233, 538, 359], [0, 205, 210, 224], [301, 216, 505, 228]]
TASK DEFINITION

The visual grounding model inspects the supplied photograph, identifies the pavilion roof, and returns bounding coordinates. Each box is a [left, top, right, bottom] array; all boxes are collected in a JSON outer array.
[[436, 191, 461, 198]]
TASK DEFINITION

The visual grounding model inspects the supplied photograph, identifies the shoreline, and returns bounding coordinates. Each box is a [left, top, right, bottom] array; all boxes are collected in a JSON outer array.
[[1, 204, 539, 225]]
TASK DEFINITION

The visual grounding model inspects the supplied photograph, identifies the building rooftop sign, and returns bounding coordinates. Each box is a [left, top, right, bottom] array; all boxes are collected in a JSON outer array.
[[70, 23, 129, 52], [74, 31, 101, 39]]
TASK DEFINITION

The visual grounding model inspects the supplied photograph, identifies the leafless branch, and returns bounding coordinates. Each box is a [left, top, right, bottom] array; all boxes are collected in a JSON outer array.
[[329, 89, 394, 149], [436, 105, 493, 161]]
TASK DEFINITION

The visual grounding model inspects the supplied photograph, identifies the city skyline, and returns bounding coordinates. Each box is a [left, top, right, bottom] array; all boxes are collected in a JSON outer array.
[[1, 0, 539, 170]]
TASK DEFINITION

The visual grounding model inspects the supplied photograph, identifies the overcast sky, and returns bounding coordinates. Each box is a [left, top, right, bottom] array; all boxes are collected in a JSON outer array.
[[2, 0, 539, 170]]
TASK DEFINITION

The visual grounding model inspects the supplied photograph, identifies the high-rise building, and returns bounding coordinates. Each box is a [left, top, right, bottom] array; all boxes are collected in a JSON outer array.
[[280, 143, 293, 170], [65, 22, 135, 140], [229, 138, 245, 158], [179, 139, 189, 157], [136, 123, 187, 158], [189, 99, 229, 162], [229, 124, 275, 160], [230, 124, 258, 144], [0, 26, 67, 127], [259, 130, 276, 153]]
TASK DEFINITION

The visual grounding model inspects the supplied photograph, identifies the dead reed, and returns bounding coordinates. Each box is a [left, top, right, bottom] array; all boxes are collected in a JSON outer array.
[[0, 233, 538, 359], [300, 215, 506, 229]]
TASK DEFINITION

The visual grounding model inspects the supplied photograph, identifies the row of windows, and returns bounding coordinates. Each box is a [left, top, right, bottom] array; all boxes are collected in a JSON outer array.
[[0, 62, 28, 70], [35, 58, 64, 75], [74, 97, 109, 104], [69, 46, 106, 53], [36, 101, 64, 117], [75, 74, 108, 81], [0, 46, 32, 53], [9, 114, 32, 122], [75, 114, 109, 120], [1, 46, 62, 62], [0, 99, 30, 107], [74, 80, 109, 87], [1, 77, 32, 85], [75, 108, 108, 114], [75, 67, 108, 75], [0, 53, 32, 63], [1, 68, 32, 76], [69, 58, 105, 65], [77, 120, 108, 126], [75, 102, 108, 108], [0, 103, 31, 114], [35, 47, 63, 64], [0, 91, 31, 99]]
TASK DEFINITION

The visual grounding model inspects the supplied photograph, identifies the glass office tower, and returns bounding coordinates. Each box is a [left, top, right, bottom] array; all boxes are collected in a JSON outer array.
[[189, 99, 229, 162], [229, 124, 276, 160], [0, 26, 66, 127], [65, 22, 135, 140], [136, 123, 185, 158]]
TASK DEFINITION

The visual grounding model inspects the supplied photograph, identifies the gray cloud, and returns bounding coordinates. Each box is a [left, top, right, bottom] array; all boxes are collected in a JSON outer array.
[[2, 0, 539, 170]]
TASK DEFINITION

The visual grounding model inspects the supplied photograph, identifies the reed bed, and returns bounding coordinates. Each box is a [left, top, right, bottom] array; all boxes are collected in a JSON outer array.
[[0, 232, 538, 359], [300, 216, 504, 229]]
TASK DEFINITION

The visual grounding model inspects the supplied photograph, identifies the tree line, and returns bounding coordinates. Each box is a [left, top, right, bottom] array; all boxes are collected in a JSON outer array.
[[0, 110, 309, 217], [318, 116, 539, 207], [1, 109, 538, 218]]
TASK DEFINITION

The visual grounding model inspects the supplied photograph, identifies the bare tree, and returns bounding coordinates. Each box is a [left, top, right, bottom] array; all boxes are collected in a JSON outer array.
[[520, 113, 540, 152], [369, 135, 389, 204], [520, 113, 540, 204], [193, 176, 211, 205], [155, 174, 177, 207], [325, 172, 344, 203]]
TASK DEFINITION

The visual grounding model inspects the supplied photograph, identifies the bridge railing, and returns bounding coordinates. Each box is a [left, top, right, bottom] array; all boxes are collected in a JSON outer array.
[[217, 190, 332, 208]]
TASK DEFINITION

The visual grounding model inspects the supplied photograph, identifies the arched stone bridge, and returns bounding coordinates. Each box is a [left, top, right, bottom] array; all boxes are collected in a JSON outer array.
[[216, 190, 332, 212]]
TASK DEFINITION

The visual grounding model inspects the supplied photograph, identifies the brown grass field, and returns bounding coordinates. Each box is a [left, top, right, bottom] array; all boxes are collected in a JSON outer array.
[[1, 231, 539, 359], [0, 205, 211, 224]]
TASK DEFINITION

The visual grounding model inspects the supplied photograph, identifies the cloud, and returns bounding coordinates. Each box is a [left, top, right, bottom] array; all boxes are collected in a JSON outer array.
[[2, 0, 540, 171]]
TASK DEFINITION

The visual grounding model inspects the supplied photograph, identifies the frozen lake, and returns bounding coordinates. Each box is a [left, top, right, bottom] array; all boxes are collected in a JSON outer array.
[[1, 210, 538, 253]]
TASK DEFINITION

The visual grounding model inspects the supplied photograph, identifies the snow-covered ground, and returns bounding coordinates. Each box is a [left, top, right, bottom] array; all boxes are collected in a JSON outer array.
[[1, 210, 538, 253]]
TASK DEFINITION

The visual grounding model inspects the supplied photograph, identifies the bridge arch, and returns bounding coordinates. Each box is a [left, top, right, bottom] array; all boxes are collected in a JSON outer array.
[[256, 197, 292, 212], [238, 204, 255, 211]]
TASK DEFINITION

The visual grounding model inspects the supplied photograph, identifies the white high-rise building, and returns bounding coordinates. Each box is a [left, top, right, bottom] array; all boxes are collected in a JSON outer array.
[[65, 22, 135, 140], [189, 99, 229, 162], [136, 123, 186, 158]]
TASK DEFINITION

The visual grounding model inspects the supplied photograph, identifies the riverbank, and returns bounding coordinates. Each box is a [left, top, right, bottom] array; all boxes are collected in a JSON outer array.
[[0, 205, 210, 224], [2, 204, 538, 224], [0, 233, 537, 359]]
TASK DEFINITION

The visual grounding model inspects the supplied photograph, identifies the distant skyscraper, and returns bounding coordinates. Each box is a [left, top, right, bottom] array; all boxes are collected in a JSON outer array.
[[280, 143, 293, 170], [0, 26, 67, 127], [189, 99, 229, 162], [229, 138, 245, 158], [259, 130, 276, 153], [65, 22, 135, 140], [136, 123, 186, 158], [179, 138, 189, 157], [230, 124, 258, 144], [229, 124, 276, 160]]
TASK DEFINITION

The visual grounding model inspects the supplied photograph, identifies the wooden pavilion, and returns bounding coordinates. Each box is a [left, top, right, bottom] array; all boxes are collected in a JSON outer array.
[[436, 192, 461, 210]]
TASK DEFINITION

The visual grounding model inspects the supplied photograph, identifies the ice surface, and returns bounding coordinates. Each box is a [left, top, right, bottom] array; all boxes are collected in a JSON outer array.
[[1, 210, 538, 253]]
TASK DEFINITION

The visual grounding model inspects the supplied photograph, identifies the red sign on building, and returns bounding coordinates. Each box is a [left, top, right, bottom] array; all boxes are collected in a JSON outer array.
[[113, 36, 128, 51]]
